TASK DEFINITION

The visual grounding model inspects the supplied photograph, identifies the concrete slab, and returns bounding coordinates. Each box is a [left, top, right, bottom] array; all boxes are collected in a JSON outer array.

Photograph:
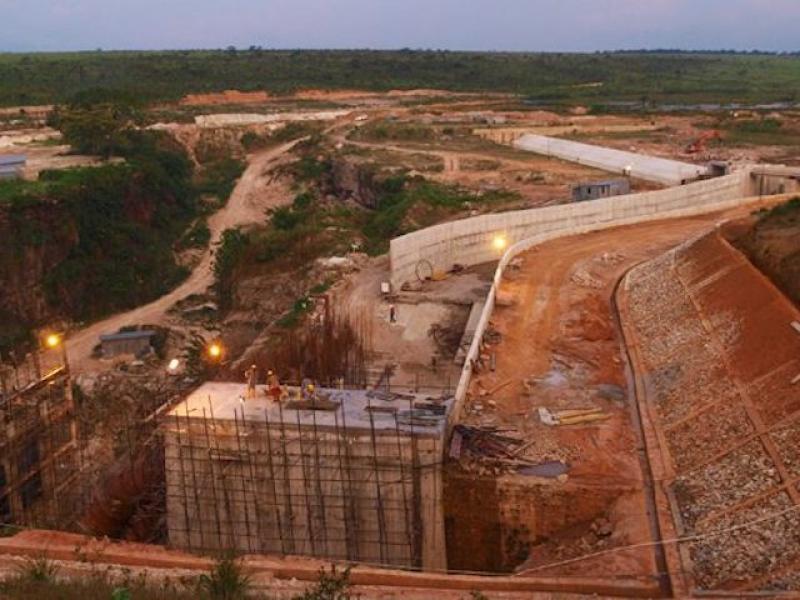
[[168, 382, 453, 438]]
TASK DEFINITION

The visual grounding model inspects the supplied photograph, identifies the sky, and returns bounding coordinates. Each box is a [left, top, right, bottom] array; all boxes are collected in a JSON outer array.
[[2, 0, 799, 53]]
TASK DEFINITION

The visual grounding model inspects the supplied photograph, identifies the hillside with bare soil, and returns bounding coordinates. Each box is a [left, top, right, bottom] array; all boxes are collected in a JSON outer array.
[[732, 197, 800, 307]]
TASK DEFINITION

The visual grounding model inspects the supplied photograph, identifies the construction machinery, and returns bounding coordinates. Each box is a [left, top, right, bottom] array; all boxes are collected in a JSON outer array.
[[685, 130, 722, 154]]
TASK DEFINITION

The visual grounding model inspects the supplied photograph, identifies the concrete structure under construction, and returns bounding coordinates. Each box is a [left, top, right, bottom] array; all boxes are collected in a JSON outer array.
[[0, 348, 78, 528], [162, 382, 451, 570]]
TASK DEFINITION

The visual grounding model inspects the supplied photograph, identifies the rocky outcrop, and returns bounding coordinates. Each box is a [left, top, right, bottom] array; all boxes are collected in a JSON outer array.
[[330, 157, 383, 208], [0, 198, 78, 328]]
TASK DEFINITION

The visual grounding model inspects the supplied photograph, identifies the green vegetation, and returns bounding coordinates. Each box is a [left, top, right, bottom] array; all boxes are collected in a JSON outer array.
[[213, 228, 251, 311], [176, 220, 211, 251], [0, 554, 228, 600], [361, 177, 515, 254], [719, 117, 799, 146], [277, 295, 315, 329], [292, 566, 351, 600], [0, 107, 203, 355], [292, 157, 331, 182], [1, 50, 800, 107], [47, 100, 140, 158], [2, 151, 195, 323], [39, 150, 195, 321], [0, 93, 251, 355], [213, 167, 518, 322], [16, 555, 59, 583], [195, 157, 246, 203], [762, 196, 800, 219], [197, 554, 251, 600], [0, 555, 351, 600]]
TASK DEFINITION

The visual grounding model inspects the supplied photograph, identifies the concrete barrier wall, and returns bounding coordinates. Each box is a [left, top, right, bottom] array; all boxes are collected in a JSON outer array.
[[514, 134, 710, 185], [430, 166, 788, 434], [390, 169, 753, 288]]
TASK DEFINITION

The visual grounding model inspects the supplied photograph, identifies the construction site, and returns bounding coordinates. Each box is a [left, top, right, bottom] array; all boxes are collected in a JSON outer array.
[[2, 86, 800, 598]]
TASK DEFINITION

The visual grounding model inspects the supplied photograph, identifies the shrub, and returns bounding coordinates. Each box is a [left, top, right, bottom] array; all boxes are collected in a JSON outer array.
[[176, 220, 211, 250], [196, 554, 251, 600], [293, 566, 351, 600], [16, 556, 59, 583], [213, 228, 250, 310]]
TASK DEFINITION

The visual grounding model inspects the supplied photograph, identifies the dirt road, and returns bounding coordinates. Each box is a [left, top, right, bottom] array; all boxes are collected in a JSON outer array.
[[458, 199, 790, 580], [66, 139, 302, 373]]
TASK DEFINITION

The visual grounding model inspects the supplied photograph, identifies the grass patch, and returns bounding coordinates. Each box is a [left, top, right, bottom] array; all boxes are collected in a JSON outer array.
[[195, 157, 246, 204], [762, 196, 800, 220], [352, 122, 436, 143], [719, 118, 799, 146]]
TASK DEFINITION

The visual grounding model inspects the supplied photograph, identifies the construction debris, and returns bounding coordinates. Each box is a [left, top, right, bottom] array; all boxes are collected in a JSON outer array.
[[366, 389, 416, 402], [450, 425, 525, 462], [538, 407, 609, 426], [396, 408, 443, 427]]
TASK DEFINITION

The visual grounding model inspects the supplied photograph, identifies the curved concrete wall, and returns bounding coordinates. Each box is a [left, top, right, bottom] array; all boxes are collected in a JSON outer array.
[[445, 186, 799, 436], [390, 169, 753, 288]]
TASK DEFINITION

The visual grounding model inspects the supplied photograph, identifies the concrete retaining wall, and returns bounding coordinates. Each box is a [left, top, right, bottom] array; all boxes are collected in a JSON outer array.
[[514, 134, 709, 185], [390, 169, 753, 288], [424, 167, 796, 436]]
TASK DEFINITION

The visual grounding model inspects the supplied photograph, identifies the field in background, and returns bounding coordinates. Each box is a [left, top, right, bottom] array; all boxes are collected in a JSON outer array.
[[1, 50, 800, 107]]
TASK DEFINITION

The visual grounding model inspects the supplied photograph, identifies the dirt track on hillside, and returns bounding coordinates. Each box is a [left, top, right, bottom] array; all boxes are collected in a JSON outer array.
[[66, 140, 301, 373]]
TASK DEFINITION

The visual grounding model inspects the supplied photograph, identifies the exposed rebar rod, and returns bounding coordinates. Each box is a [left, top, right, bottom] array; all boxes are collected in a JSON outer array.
[[366, 394, 388, 563], [172, 412, 193, 551], [277, 401, 296, 554], [333, 405, 356, 560], [201, 406, 224, 549], [184, 405, 207, 551], [339, 399, 361, 560], [310, 404, 329, 556], [263, 407, 286, 554], [232, 408, 255, 553], [208, 399, 235, 551], [295, 408, 317, 555]]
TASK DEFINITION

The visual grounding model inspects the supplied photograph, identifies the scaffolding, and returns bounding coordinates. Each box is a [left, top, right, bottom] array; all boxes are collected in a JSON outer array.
[[0, 347, 79, 529]]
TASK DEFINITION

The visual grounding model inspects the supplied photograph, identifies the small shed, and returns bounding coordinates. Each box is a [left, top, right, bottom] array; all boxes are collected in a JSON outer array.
[[0, 154, 26, 180], [99, 330, 156, 358], [571, 178, 631, 202]]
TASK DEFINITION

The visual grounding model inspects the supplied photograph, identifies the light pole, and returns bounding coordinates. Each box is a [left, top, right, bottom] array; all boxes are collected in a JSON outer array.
[[45, 333, 69, 375], [492, 234, 508, 252]]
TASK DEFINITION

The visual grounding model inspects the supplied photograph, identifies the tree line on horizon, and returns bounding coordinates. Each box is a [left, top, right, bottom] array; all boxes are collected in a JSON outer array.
[[0, 49, 798, 108]]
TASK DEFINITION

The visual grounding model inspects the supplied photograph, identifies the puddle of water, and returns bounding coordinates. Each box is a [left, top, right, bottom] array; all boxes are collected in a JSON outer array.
[[517, 461, 570, 478]]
